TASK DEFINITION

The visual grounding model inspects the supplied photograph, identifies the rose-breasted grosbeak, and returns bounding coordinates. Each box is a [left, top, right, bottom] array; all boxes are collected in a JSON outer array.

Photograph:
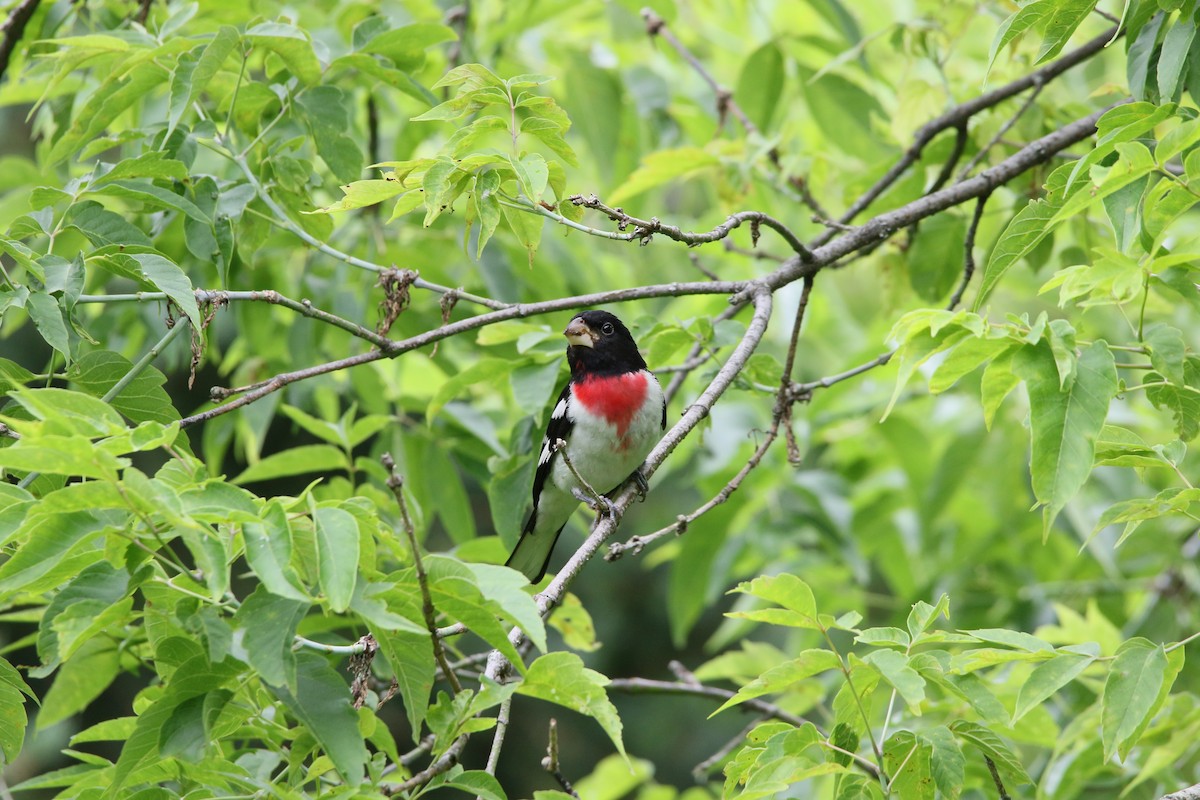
[[505, 310, 666, 582]]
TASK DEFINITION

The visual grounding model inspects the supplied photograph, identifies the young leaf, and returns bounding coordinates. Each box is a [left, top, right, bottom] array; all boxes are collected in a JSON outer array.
[[519, 652, 626, 758], [313, 505, 360, 613], [1012, 652, 1095, 723], [1100, 638, 1173, 762], [270, 652, 368, 785], [1014, 340, 1117, 537]]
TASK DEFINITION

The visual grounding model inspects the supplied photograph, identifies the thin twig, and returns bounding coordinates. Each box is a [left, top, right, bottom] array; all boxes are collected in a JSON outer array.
[[482, 696, 511, 776], [293, 635, 372, 655], [382, 453, 462, 695], [611, 277, 815, 560], [383, 735, 469, 796], [810, 24, 1118, 246], [791, 351, 895, 402], [946, 191, 992, 311], [984, 755, 1011, 800], [693, 720, 763, 781], [180, 280, 742, 428], [542, 718, 579, 798], [640, 7, 830, 218], [958, 80, 1045, 180], [569, 196, 815, 262]]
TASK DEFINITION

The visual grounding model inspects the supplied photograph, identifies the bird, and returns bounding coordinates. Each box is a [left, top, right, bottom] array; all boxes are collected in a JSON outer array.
[[505, 310, 666, 583]]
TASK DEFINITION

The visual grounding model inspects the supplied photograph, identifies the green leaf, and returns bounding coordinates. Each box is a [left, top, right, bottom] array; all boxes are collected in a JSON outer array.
[[1014, 340, 1117, 537], [245, 22, 321, 85], [0, 656, 33, 762], [713, 649, 842, 714], [428, 563, 525, 671], [428, 357, 517, 419], [519, 652, 625, 757], [1145, 324, 1187, 385], [306, 179, 407, 214], [0, 511, 109, 594], [49, 64, 166, 165], [949, 720, 1032, 785], [1100, 638, 1174, 761], [501, 203, 543, 266], [1036, 0, 1099, 63], [921, 726, 965, 800], [466, 562, 547, 651], [608, 147, 720, 205], [270, 651, 367, 785], [1013, 652, 1095, 723], [314, 506, 360, 613], [436, 769, 506, 800], [974, 167, 1074, 308], [359, 22, 456, 71], [1159, 13, 1197, 100], [242, 502, 308, 601], [107, 652, 240, 796], [234, 586, 308, 688], [1146, 358, 1200, 440], [907, 595, 951, 641], [473, 170, 502, 258], [91, 179, 210, 223], [988, 0, 1057, 73], [67, 350, 180, 425], [172, 26, 239, 135], [377, 629, 435, 742], [40, 638, 121, 730], [296, 86, 364, 183], [736, 41, 786, 131], [64, 200, 152, 247], [864, 649, 926, 713], [9, 386, 125, 435], [882, 730, 932, 800], [727, 573, 820, 630], [26, 291, 71, 363], [233, 444, 349, 484]]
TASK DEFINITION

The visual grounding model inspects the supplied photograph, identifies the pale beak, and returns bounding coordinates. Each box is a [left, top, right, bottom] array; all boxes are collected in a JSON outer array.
[[563, 318, 596, 348]]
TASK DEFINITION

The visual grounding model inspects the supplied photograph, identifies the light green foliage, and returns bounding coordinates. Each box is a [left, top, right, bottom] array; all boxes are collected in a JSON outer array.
[[0, 1, 1199, 799]]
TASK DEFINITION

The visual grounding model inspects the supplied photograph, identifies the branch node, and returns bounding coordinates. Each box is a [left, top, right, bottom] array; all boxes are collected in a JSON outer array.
[[377, 267, 418, 336], [348, 633, 379, 710], [641, 7, 665, 36]]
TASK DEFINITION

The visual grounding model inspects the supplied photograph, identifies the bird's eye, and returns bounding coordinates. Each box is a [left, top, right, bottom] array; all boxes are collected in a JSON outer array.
[[601, 322, 615, 335]]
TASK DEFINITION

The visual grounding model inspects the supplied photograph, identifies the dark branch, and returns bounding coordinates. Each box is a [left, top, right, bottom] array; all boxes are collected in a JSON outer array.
[[811, 24, 1118, 245], [0, 0, 40, 82], [947, 192, 992, 311]]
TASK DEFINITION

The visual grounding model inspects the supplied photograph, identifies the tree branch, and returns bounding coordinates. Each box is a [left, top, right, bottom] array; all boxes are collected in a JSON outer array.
[[0, 0, 39, 83], [383, 454, 462, 695], [810, 24, 1118, 246], [179, 280, 742, 428], [569, 195, 814, 261]]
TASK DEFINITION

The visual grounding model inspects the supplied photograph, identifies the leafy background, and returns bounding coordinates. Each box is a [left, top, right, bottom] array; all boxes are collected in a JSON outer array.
[[1, 0, 1199, 798]]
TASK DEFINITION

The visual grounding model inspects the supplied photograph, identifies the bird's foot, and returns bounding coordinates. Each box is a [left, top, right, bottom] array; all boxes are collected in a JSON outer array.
[[628, 467, 650, 502], [572, 486, 617, 517]]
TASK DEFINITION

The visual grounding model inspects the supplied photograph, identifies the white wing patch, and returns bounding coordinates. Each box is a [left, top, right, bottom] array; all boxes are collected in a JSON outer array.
[[550, 397, 568, 419], [538, 439, 553, 465]]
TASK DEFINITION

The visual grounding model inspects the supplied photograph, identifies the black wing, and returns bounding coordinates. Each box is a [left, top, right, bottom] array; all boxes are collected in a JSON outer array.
[[525, 382, 575, 532]]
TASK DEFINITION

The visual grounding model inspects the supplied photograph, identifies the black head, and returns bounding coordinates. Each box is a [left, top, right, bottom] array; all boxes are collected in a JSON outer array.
[[563, 310, 647, 376]]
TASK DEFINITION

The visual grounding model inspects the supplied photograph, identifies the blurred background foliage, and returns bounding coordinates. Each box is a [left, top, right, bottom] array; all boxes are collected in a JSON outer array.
[[1, 0, 1199, 797]]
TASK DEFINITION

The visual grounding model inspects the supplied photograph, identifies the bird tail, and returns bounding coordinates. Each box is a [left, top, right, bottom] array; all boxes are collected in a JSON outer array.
[[504, 523, 565, 583]]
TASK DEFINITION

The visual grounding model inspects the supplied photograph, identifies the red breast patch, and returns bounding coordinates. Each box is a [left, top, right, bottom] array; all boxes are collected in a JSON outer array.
[[572, 372, 648, 441]]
